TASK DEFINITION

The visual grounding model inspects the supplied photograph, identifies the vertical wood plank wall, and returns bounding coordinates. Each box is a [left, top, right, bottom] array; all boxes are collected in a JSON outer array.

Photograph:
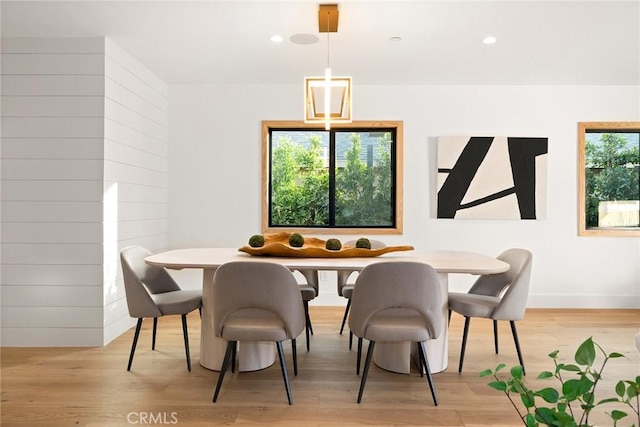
[[1, 37, 169, 346]]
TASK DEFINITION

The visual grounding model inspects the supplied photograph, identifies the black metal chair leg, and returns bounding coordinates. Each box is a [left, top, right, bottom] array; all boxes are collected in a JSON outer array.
[[213, 340, 235, 402], [417, 343, 424, 377], [356, 337, 363, 375], [292, 338, 298, 376], [340, 299, 351, 335], [276, 341, 293, 405], [349, 331, 353, 350], [493, 319, 499, 354], [303, 301, 311, 351], [127, 318, 143, 371], [199, 306, 202, 318], [181, 314, 191, 372], [510, 321, 525, 375], [231, 341, 237, 373], [418, 341, 438, 406], [448, 309, 452, 325], [357, 340, 376, 403], [458, 316, 470, 373], [152, 317, 158, 350]]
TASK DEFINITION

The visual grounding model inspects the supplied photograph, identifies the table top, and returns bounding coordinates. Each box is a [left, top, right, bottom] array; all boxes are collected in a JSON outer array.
[[145, 247, 510, 275]]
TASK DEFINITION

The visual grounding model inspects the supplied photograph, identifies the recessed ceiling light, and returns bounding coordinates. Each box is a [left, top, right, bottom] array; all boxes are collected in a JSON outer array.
[[290, 33, 319, 45], [483, 36, 497, 45], [390, 36, 402, 42], [270, 35, 284, 43]]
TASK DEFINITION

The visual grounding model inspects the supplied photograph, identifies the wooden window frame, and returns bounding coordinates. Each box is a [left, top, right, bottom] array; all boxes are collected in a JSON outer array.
[[578, 121, 640, 237], [261, 120, 404, 235]]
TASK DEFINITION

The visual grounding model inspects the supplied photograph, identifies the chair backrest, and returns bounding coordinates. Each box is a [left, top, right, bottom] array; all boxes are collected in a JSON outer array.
[[348, 261, 442, 340], [469, 248, 532, 321], [212, 261, 306, 340], [337, 240, 387, 295], [120, 246, 181, 318]]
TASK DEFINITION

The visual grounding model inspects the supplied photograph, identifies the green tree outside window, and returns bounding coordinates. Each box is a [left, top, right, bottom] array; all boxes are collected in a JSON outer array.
[[585, 132, 640, 228], [267, 126, 397, 230]]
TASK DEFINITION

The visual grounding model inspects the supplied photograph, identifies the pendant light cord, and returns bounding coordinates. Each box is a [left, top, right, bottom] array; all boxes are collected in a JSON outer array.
[[326, 11, 330, 69]]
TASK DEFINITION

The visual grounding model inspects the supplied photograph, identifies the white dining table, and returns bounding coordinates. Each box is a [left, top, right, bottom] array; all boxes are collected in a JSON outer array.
[[145, 248, 509, 374]]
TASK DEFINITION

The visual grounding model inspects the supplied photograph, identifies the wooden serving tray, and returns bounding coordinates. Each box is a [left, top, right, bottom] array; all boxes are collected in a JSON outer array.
[[238, 232, 414, 258]]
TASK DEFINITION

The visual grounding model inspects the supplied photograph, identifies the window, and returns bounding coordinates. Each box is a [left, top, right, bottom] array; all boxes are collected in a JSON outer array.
[[578, 122, 640, 237], [261, 121, 403, 234]]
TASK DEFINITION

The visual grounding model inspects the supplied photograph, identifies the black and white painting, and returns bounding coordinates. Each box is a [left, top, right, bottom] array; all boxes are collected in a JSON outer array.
[[437, 136, 548, 219]]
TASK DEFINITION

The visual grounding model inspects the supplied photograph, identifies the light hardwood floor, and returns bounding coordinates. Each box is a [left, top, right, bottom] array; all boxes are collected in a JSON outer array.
[[2, 308, 639, 426]]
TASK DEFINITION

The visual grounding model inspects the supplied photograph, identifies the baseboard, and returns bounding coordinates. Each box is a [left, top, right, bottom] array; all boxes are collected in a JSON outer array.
[[523, 294, 639, 309], [311, 294, 640, 309]]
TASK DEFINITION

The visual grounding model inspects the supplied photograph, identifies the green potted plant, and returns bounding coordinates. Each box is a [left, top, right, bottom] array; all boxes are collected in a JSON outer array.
[[480, 337, 640, 426]]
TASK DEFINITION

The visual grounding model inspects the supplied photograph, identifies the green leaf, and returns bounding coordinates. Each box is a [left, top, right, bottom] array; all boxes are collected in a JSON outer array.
[[524, 413, 537, 427], [560, 364, 581, 372], [609, 410, 628, 421], [583, 391, 594, 405], [598, 397, 621, 404], [536, 387, 559, 403], [479, 369, 493, 377], [488, 380, 507, 391], [608, 352, 625, 359], [495, 363, 506, 372], [575, 337, 596, 366], [548, 350, 560, 359], [562, 378, 593, 399], [626, 379, 640, 389], [534, 407, 556, 425], [521, 391, 535, 408], [511, 365, 524, 379], [537, 371, 554, 380], [512, 380, 528, 395], [615, 380, 626, 397], [552, 410, 577, 426]]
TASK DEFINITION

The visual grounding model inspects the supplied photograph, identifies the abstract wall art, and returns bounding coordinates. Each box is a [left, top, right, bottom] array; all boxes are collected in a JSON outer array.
[[437, 136, 548, 220]]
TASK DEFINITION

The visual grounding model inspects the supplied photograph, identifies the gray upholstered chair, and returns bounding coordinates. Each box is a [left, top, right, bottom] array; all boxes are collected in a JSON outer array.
[[120, 246, 202, 372], [448, 248, 533, 374], [212, 261, 306, 405], [348, 261, 442, 405], [338, 239, 387, 349]]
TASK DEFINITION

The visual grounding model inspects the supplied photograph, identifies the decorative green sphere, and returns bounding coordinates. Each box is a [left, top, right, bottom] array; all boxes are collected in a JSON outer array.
[[248, 234, 265, 248], [325, 238, 342, 251], [355, 237, 372, 249], [289, 233, 305, 248]]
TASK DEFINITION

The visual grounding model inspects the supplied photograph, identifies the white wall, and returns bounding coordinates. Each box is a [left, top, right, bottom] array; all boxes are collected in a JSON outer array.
[[102, 39, 169, 344], [1, 39, 637, 348], [0, 37, 169, 346], [168, 84, 640, 308], [1, 37, 106, 345]]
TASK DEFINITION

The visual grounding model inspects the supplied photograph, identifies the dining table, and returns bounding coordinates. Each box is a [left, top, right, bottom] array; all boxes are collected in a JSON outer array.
[[145, 248, 509, 374]]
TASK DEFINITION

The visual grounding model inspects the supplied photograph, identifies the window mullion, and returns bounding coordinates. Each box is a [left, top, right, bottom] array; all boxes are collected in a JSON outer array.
[[328, 131, 336, 226]]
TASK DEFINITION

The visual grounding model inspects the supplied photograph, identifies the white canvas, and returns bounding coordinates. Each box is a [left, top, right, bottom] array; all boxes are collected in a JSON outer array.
[[437, 136, 548, 220]]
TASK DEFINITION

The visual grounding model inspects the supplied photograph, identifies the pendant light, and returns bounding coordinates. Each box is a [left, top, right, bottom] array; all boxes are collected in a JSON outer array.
[[304, 4, 352, 130]]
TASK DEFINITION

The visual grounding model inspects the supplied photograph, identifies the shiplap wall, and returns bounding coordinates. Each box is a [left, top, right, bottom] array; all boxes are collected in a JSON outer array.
[[102, 39, 169, 344], [1, 37, 169, 346]]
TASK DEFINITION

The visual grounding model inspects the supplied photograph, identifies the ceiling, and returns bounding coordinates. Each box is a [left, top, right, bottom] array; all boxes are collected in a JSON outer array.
[[1, 0, 639, 86]]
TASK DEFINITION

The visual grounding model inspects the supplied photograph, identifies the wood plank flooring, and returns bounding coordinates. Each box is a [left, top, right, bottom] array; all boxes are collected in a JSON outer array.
[[2, 308, 639, 426]]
